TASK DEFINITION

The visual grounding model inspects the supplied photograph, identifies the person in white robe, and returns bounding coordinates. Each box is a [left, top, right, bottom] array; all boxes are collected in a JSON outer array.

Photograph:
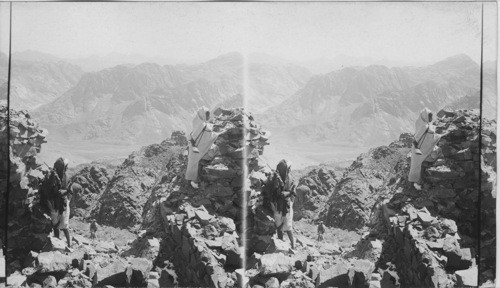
[[408, 108, 444, 190], [185, 106, 219, 188]]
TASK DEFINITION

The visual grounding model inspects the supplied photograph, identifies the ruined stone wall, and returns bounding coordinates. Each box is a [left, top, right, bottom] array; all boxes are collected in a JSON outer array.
[[159, 204, 237, 288], [374, 109, 493, 287], [5, 108, 51, 276], [386, 204, 471, 287], [141, 109, 269, 287]]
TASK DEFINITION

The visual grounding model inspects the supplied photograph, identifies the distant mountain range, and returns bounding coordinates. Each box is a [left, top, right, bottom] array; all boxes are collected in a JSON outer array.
[[11, 50, 185, 72], [257, 54, 489, 147], [298, 54, 425, 74], [1, 50, 495, 154], [32, 52, 243, 144], [4, 58, 83, 110]]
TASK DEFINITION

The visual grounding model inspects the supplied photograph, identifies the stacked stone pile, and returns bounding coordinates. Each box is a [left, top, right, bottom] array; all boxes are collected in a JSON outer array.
[[140, 108, 271, 287], [423, 109, 495, 285], [5, 108, 52, 276], [162, 130, 188, 146], [367, 109, 494, 287], [7, 108, 47, 158], [386, 204, 472, 287]]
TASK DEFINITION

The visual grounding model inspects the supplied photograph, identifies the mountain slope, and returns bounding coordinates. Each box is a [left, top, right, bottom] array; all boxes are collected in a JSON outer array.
[[32, 53, 244, 144], [259, 54, 482, 147], [3, 58, 84, 110], [247, 53, 312, 112]]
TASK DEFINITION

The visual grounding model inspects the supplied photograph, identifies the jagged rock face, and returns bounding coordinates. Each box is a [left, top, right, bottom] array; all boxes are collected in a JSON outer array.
[[320, 136, 411, 231], [293, 166, 342, 220], [93, 141, 185, 230], [69, 165, 112, 219]]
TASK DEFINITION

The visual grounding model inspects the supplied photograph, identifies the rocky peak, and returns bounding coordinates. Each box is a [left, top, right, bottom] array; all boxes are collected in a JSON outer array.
[[431, 54, 478, 71]]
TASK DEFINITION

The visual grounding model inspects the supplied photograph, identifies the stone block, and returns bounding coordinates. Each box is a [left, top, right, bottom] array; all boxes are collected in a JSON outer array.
[[455, 266, 477, 287], [36, 251, 72, 273], [259, 253, 295, 275], [265, 277, 280, 288]]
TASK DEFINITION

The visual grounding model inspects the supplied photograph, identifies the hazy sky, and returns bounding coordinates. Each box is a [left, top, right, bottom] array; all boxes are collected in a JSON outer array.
[[0, 3, 9, 57], [1, 2, 497, 64]]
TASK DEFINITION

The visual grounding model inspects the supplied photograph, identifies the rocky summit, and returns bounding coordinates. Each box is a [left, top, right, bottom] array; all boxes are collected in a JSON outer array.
[[243, 108, 495, 288], [2, 105, 496, 288]]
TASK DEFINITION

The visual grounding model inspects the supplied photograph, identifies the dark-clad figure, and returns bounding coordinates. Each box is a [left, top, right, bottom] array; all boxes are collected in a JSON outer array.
[[317, 221, 325, 242], [269, 159, 296, 249], [40, 157, 73, 247], [90, 219, 98, 240]]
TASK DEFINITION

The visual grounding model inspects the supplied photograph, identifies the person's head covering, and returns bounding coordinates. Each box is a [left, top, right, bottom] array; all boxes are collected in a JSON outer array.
[[196, 106, 210, 122], [415, 108, 432, 142], [419, 108, 432, 124], [191, 106, 211, 142], [276, 159, 292, 182], [53, 157, 69, 180]]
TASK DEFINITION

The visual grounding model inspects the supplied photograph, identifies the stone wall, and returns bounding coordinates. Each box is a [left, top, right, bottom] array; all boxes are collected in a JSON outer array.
[[5, 108, 51, 276], [386, 204, 471, 287], [141, 108, 269, 287], [159, 204, 237, 288], [372, 109, 493, 287]]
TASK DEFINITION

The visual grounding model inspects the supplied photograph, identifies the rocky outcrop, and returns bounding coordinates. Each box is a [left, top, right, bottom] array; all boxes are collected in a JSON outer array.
[[335, 109, 494, 287], [293, 166, 342, 221], [321, 134, 412, 231], [92, 142, 185, 230], [69, 165, 112, 219]]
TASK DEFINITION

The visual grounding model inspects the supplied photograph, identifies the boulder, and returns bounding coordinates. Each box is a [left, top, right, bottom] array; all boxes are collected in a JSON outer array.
[[7, 271, 27, 287], [195, 207, 213, 225], [96, 259, 128, 285], [94, 241, 118, 253], [455, 266, 478, 287], [42, 275, 57, 288], [73, 234, 91, 246], [36, 251, 72, 273], [221, 234, 241, 267], [443, 236, 472, 269], [259, 253, 295, 275], [348, 259, 374, 287], [318, 242, 341, 255], [125, 257, 152, 287], [264, 277, 280, 288], [124, 237, 160, 261], [47, 236, 67, 252]]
